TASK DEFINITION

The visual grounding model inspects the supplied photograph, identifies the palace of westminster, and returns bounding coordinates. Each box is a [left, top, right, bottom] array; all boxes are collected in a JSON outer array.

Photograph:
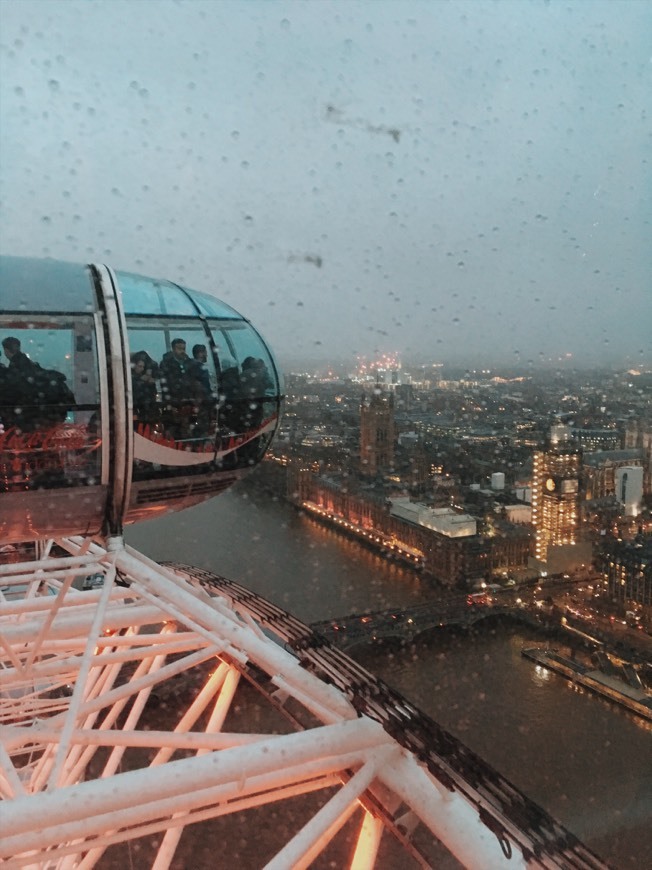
[[258, 362, 652, 620]]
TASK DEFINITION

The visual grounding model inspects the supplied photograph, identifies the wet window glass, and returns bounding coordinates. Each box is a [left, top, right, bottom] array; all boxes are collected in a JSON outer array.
[[0, 316, 101, 490], [0, 256, 95, 313], [125, 316, 281, 477], [116, 271, 198, 316], [180, 287, 242, 319], [210, 320, 279, 392], [126, 319, 219, 478], [0, 1, 649, 867]]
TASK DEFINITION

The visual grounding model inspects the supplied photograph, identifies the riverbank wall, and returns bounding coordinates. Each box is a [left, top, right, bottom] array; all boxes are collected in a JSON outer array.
[[522, 647, 652, 722], [245, 460, 529, 588]]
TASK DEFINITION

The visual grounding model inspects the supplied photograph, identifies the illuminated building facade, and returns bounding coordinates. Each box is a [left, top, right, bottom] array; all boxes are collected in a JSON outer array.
[[583, 450, 645, 501], [615, 465, 644, 517], [599, 536, 652, 611], [360, 389, 395, 476], [624, 418, 652, 493], [531, 426, 582, 565]]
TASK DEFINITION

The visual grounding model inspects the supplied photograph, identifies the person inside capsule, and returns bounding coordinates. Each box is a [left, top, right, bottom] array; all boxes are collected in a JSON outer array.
[[130, 351, 160, 431], [2, 336, 74, 431], [1, 335, 78, 489], [190, 344, 217, 437], [159, 339, 195, 440]]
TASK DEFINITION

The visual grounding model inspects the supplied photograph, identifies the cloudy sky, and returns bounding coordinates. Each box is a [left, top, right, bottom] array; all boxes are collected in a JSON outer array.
[[1, 0, 650, 369]]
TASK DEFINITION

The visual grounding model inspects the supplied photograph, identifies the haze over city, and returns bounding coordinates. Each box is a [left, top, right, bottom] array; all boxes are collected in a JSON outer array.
[[1, 0, 650, 368]]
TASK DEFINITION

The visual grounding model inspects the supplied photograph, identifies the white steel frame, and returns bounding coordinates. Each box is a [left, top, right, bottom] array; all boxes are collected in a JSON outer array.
[[0, 536, 594, 869]]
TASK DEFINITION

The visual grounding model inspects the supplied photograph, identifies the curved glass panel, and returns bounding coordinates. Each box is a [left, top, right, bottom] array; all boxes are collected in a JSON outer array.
[[208, 319, 279, 387], [125, 318, 219, 480], [0, 256, 95, 314], [208, 319, 282, 469], [0, 316, 102, 492], [181, 287, 243, 320], [116, 272, 198, 317], [124, 313, 282, 483], [116, 271, 244, 320]]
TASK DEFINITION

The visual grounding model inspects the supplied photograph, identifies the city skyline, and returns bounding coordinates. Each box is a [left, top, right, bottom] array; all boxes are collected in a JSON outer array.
[[277, 351, 652, 376], [1, 0, 650, 368]]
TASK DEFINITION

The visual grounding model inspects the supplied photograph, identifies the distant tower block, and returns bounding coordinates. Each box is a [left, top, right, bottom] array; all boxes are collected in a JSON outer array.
[[615, 466, 644, 517], [491, 472, 505, 491], [360, 389, 395, 476]]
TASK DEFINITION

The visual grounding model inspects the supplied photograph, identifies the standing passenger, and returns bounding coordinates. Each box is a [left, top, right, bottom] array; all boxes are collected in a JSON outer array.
[[159, 339, 193, 439], [2, 336, 74, 429], [131, 351, 160, 429], [0, 362, 20, 430], [2, 336, 38, 377], [191, 344, 211, 395]]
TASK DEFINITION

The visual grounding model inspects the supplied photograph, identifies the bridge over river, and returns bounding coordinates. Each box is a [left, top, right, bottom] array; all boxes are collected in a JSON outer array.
[[310, 594, 536, 649]]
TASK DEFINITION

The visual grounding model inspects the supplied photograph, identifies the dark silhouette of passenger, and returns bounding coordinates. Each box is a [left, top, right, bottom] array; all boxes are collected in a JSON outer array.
[[3, 336, 38, 378], [0, 362, 20, 430], [159, 338, 206, 439], [1, 337, 75, 488], [189, 344, 216, 436], [241, 357, 272, 430], [131, 351, 160, 429], [159, 339, 190, 398], [218, 356, 272, 437], [191, 344, 211, 394], [1, 336, 74, 430], [217, 357, 242, 435], [235, 357, 273, 465]]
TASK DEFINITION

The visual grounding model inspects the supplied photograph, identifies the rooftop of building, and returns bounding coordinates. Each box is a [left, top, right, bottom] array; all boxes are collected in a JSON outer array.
[[583, 448, 645, 467]]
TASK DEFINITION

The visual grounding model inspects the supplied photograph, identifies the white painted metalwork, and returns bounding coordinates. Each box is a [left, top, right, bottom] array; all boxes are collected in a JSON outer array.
[[0, 537, 606, 869]]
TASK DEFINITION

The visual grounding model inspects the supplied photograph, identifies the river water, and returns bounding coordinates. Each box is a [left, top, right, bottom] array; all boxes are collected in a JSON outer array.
[[126, 483, 651, 869]]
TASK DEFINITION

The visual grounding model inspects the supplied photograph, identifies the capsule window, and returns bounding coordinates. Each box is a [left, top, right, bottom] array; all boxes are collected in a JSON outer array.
[[126, 321, 220, 480], [0, 317, 101, 491]]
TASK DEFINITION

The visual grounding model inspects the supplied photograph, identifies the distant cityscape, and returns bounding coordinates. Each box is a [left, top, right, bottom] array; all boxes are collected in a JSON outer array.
[[257, 356, 652, 629]]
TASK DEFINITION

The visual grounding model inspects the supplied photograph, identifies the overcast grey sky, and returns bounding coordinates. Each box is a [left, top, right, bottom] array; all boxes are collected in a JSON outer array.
[[1, 0, 650, 368]]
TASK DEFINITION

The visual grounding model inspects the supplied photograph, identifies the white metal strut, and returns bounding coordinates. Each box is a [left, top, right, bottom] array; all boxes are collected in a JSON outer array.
[[0, 536, 603, 869]]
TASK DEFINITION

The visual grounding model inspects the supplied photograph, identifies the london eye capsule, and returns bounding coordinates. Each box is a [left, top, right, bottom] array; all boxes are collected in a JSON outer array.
[[0, 256, 283, 543]]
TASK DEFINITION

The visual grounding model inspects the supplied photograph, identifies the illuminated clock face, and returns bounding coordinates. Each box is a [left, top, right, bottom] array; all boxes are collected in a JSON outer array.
[[545, 477, 556, 492]]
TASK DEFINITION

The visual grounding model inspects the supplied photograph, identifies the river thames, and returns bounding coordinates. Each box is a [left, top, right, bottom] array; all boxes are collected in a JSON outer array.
[[126, 483, 651, 869]]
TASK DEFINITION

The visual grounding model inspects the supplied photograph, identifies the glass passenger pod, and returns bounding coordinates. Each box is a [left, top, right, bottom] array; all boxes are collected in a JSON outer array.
[[0, 256, 282, 542], [115, 270, 283, 523], [0, 257, 105, 543]]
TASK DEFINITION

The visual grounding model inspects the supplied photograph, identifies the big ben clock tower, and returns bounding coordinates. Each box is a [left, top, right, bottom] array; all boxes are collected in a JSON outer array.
[[531, 424, 582, 566]]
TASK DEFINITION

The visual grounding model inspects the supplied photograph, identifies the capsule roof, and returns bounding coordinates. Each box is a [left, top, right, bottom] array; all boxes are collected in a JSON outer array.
[[0, 256, 246, 321], [0, 255, 95, 313], [116, 270, 243, 319]]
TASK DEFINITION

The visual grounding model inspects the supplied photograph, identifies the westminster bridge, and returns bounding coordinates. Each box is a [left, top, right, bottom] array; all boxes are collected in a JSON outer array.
[[310, 595, 536, 650]]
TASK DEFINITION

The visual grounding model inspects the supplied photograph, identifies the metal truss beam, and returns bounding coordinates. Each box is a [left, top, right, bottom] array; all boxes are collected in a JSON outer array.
[[0, 536, 608, 870]]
